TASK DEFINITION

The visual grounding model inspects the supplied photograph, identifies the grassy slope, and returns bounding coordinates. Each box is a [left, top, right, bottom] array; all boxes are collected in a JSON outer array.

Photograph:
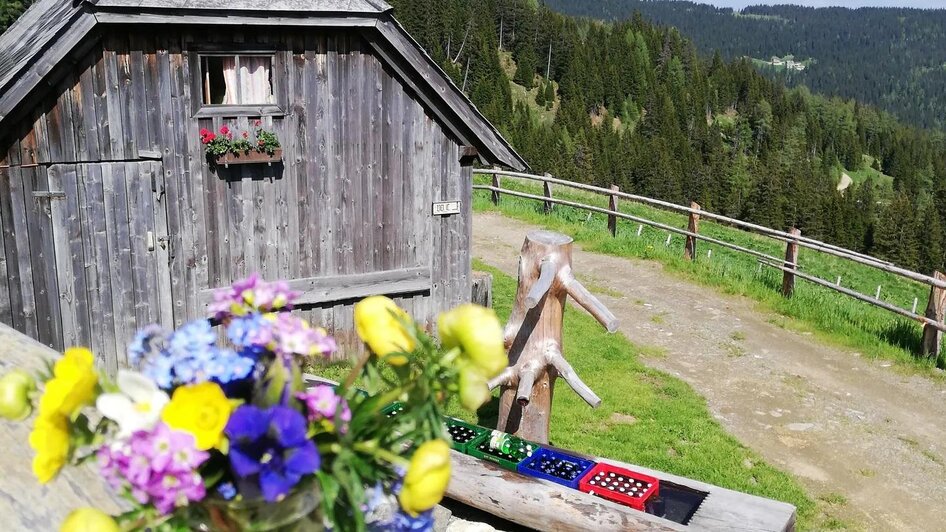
[[499, 50, 559, 126], [473, 175, 945, 375], [843, 155, 895, 197]]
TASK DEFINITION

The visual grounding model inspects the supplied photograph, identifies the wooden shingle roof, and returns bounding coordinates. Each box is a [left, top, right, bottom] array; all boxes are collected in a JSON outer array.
[[0, 0, 527, 170]]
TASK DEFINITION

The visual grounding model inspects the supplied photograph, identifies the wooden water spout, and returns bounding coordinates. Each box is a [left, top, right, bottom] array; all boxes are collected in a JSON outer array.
[[489, 231, 618, 443]]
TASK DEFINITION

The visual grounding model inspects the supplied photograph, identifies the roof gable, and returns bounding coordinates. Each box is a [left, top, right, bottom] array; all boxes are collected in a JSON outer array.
[[0, 0, 526, 170]]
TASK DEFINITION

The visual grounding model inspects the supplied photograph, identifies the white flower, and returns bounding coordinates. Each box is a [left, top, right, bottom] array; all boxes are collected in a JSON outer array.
[[95, 370, 169, 438]]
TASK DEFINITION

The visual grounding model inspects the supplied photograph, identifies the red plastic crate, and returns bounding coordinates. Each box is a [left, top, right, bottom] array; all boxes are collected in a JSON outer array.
[[578, 462, 660, 511]]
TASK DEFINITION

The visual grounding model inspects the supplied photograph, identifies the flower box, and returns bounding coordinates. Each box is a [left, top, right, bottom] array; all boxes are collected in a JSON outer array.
[[466, 430, 538, 470], [444, 418, 489, 454], [517, 447, 596, 489], [578, 462, 660, 512], [215, 148, 282, 167]]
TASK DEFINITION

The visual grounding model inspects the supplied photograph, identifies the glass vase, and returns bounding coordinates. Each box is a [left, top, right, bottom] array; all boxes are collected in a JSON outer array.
[[198, 486, 323, 532]]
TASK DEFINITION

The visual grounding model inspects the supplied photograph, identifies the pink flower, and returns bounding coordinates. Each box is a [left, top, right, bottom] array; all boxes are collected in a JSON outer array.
[[297, 385, 351, 431], [208, 274, 301, 322], [199, 129, 216, 144], [97, 423, 208, 515], [219, 125, 230, 135], [242, 131, 249, 139], [254, 119, 262, 127], [269, 313, 337, 359]]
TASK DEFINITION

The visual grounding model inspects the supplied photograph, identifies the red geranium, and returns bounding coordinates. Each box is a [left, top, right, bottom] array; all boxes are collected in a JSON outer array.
[[220, 125, 230, 136], [254, 120, 262, 127], [199, 128, 216, 144]]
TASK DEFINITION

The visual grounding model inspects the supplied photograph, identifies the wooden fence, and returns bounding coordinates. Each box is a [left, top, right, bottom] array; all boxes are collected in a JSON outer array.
[[474, 169, 946, 358]]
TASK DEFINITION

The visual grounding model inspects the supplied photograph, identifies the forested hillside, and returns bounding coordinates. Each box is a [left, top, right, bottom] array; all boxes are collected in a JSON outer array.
[[544, 0, 946, 131], [391, 0, 946, 274]]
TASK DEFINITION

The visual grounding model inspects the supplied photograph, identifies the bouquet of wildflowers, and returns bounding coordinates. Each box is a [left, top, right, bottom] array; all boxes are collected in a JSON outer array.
[[0, 275, 506, 531]]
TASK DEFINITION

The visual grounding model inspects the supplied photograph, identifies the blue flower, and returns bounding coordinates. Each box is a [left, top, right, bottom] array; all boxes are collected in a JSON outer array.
[[128, 324, 167, 366], [388, 510, 434, 532], [168, 320, 216, 358], [217, 482, 238, 501], [225, 405, 321, 502], [137, 319, 256, 389], [227, 314, 272, 354]]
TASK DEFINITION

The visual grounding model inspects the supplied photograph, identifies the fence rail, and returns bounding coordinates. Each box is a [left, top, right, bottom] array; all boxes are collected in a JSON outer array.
[[473, 169, 946, 347]]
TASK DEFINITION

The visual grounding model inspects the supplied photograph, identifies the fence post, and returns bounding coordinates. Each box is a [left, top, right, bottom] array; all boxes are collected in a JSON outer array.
[[607, 185, 619, 237], [781, 227, 801, 297], [491, 167, 501, 205], [922, 271, 946, 360], [543, 173, 553, 214], [684, 201, 701, 261]]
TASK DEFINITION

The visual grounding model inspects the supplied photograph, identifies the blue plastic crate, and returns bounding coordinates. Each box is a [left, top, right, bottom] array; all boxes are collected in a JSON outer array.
[[517, 447, 596, 489]]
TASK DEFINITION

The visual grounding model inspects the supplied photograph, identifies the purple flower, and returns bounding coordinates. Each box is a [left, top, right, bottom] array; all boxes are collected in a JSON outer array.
[[225, 405, 321, 502], [209, 274, 300, 322], [296, 385, 351, 431], [97, 423, 209, 515]]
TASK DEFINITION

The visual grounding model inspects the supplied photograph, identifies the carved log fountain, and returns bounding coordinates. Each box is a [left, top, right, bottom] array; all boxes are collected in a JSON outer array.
[[488, 230, 619, 443]]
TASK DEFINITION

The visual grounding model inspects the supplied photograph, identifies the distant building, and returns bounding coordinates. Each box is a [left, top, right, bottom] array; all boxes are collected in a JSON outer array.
[[771, 56, 784, 65]]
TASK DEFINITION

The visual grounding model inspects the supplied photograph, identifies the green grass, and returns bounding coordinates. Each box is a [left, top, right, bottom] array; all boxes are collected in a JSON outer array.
[[499, 50, 559, 127], [465, 262, 844, 529], [473, 175, 946, 375], [843, 155, 894, 197]]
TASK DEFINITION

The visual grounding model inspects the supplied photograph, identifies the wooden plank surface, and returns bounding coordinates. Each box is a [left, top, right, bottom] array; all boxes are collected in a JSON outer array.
[[0, 324, 125, 529], [197, 267, 431, 310]]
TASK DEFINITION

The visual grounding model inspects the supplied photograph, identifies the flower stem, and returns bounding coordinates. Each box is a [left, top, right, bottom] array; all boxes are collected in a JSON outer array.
[[355, 442, 409, 468], [342, 351, 371, 389]]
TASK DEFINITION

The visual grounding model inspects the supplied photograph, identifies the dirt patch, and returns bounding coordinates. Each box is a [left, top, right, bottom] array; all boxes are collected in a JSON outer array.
[[473, 213, 946, 531]]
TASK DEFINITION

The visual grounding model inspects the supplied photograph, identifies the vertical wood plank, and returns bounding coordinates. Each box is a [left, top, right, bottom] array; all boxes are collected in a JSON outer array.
[[126, 162, 159, 330], [181, 43, 210, 304], [0, 164, 29, 334], [0, 161, 9, 325], [102, 163, 135, 368], [48, 164, 91, 347], [79, 164, 117, 372], [115, 36, 138, 158], [367, 54, 384, 272], [24, 166, 64, 349], [76, 54, 102, 161], [103, 45, 127, 158], [91, 48, 113, 161]]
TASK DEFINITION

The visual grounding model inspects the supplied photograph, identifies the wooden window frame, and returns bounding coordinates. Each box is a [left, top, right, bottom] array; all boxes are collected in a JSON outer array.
[[189, 47, 287, 118]]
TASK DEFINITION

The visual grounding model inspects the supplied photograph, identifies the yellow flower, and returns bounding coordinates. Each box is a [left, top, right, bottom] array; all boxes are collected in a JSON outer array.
[[29, 414, 70, 484], [60, 507, 119, 532], [438, 304, 506, 378], [399, 439, 451, 517], [354, 296, 414, 364], [161, 382, 233, 451], [457, 363, 490, 411], [38, 347, 98, 419]]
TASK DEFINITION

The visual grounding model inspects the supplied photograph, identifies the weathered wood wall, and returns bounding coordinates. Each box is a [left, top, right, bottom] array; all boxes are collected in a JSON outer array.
[[0, 26, 472, 371]]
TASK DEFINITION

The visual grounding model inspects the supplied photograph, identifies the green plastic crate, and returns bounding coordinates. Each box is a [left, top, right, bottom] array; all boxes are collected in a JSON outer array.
[[444, 418, 489, 454], [466, 430, 539, 470], [382, 402, 404, 418]]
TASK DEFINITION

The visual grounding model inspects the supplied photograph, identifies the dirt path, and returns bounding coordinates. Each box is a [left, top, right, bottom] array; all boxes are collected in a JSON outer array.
[[473, 213, 946, 531]]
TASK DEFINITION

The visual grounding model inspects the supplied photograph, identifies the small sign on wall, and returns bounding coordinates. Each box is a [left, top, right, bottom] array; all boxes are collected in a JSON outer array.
[[432, 200, 461, 216]]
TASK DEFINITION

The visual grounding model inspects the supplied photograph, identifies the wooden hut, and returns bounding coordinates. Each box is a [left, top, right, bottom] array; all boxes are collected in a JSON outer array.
[[0, 0, 527, 373]]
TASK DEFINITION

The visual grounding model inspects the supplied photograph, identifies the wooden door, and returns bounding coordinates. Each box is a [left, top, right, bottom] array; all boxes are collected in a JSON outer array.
[[48, 161, 174, 374]]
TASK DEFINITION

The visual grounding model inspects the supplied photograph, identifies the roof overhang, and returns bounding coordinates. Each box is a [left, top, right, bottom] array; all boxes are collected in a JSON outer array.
[[0, 1, 527, 170]]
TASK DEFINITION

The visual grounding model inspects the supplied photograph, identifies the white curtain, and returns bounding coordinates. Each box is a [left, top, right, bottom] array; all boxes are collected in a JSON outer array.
[[221, 57, 239, 105], [239, 57, 274, 104]]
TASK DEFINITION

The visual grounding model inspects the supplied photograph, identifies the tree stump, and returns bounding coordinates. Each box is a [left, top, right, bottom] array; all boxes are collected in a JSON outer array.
[[489, 230, 619, 443]]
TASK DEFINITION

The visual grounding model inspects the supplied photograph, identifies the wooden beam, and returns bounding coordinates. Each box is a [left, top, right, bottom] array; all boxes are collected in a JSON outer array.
[[197, 267, 431, 308], [684, 201, 700, 261], [446, 450, 796, 532], [92, 12, 380, 27], [608, 185, 619, 237], [782, 228, 801, 297], [922, 271, 946, 358]]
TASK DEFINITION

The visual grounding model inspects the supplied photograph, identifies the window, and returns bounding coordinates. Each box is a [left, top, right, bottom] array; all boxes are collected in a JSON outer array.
[[200, 54, 275, 106]]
